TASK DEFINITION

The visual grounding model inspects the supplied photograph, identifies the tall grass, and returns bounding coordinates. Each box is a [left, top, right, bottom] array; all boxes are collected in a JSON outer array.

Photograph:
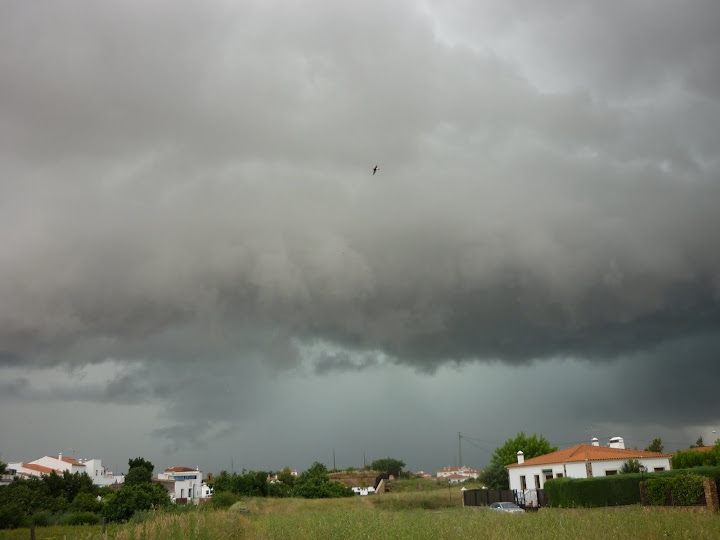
[[2, 490, 719, 540]]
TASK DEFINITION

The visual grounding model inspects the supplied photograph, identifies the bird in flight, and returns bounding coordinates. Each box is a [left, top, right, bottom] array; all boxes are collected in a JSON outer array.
[[373, 165, 379, 175]]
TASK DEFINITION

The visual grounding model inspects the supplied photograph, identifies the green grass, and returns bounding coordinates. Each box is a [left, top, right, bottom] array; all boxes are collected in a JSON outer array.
[[2, 488, 719, 540]]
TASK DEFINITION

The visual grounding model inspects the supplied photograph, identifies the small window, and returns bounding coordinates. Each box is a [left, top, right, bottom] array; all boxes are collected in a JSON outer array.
[[520, 476, 526, 490], [605, 470, 618, 476], [654, 467, 665, 472], [534, 475, 540, 489], [555, 473, 563, 478]]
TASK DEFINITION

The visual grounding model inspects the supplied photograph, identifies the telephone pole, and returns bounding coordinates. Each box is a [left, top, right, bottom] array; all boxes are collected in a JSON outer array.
[[458, 432, 462, 469]]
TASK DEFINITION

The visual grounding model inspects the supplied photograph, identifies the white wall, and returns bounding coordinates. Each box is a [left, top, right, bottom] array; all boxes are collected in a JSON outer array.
[[509, 457, 671, 491]]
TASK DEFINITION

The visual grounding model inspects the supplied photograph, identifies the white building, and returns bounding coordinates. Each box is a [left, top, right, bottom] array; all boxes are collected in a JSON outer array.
[[436, 466, 481, 482], [351, 486, 376, 496], [7, 453, 124, 485], [155, 466, 205, 502], [506, 437, 673, 494]]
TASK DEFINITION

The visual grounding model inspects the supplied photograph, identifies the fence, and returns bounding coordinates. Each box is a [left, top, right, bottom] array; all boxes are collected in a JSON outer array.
[[463, 488, 547, 509]]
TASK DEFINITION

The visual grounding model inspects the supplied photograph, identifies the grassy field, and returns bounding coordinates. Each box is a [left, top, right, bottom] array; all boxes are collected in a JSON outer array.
[[2, 486, 719, 540]]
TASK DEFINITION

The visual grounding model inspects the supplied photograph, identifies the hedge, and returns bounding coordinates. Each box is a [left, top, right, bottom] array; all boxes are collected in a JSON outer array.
[[545, 467, 720, 508], [643, 474, 705, 506]]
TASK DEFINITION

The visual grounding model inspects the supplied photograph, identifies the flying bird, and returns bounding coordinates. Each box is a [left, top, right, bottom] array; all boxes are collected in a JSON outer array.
[[373, 165, 379, 175]]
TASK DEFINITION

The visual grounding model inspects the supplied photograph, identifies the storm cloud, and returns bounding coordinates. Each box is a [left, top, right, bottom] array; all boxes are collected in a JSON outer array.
[[1, 0, 718, 469]]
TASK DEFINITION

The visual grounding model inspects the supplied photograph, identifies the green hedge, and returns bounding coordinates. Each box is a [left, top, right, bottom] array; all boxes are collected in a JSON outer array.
[[545, 467, 720, 508], [545, 474, 642, 508], [672, 449, 720, 469], [643, 474, 705, 506]]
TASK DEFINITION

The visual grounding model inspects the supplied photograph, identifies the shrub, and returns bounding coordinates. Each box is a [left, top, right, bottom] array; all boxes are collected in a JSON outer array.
[[31, 510, 55, 527], [0, 503, 28, 529], [643, 477, 671, 506], [545, 475, 642, 508], [211, 491, 238, 509], [671, 474, 704, 506], [63, 511, 102, 526]]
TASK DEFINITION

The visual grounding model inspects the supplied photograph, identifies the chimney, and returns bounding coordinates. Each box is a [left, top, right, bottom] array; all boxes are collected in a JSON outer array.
[[609, 437, 625, 449], [58, 452, 63, 460], [591, 437, 599, 447], [517, 450, 524, 465]]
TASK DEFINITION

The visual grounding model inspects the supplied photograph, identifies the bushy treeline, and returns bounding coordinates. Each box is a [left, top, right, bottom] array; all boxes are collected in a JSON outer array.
[[0, 470, 102, 529], [545, 467, 720, 508], [672, 443, 720, 469], [0, 457, 170, 529], [213, 462, 353, 500]]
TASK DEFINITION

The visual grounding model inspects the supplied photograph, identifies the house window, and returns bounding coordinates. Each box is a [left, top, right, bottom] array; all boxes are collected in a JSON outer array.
[[654, 467, 665, 472], [605, 470, 618, 476], [555, 473, 563, 478], [520, 476, 526, 490], [534, 475, 540, 489]]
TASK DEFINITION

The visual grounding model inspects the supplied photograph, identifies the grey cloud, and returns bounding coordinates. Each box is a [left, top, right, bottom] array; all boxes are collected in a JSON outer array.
[[0, 0, 718, 458]]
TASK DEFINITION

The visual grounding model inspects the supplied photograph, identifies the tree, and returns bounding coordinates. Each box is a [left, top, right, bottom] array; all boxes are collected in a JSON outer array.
[[369, 458, 405, 477], [0, 462, 7, 475], [102, 484, 170, 522], [644, 438, 664, 453], [290, 462, 354, 499], [620, 458, 641, 474], [480, 432, 557, 490], [690, 436, 704, 448], [125, 457, 154, 486]]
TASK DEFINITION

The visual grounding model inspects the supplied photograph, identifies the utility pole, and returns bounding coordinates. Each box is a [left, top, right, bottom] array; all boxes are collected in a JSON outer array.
[[333, 449, 336, 471], [458, 432, 462, 469]]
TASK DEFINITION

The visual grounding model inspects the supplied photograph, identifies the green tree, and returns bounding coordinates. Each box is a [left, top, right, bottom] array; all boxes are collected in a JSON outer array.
[[125, 457, 154, 486], [690, 436, 704, 448], [0, 461, 7, 475], [277, 467, 296, 488], [369, 458, 405, 477], [644, 438, 664, 453], [290, 462, 354, 499], [102, 484, 170, 522], [480, 432, 557, 490], [620, 458, 641, 474]]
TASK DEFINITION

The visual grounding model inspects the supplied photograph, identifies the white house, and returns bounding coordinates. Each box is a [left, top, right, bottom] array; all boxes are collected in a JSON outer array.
[[7, 453, 123, 485], [155, 466, 204, 502], [506, 437, 673, 495]]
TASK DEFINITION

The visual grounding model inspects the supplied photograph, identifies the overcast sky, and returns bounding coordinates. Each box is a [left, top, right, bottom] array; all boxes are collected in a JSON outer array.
[[1, 0, 719, 476]]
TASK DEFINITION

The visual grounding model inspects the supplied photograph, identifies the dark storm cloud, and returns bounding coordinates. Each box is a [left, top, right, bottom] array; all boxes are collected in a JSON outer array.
[[0, 0, 719, 460]]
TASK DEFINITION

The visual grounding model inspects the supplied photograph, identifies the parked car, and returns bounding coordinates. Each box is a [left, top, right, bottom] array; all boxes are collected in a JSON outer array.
[[489, 502, 525, 513]]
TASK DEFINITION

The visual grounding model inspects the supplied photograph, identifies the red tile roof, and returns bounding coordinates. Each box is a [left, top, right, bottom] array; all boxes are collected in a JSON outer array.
[[22, 463, 64, 475], [506, 444, 672, 468], [164, 467, 197, 472], [686, 446, 714, 452]]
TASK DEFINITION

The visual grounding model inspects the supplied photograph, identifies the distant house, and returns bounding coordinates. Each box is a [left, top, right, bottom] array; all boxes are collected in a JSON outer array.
[[154, 466, 205, 502], [436, 466, 481, 482], [506, 437, 672, 494], [7, 453, 124, 485], [351, 486, 376, 496]]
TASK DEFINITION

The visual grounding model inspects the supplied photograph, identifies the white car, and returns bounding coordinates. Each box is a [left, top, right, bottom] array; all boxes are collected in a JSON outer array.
[[489, 502, 525, 513]]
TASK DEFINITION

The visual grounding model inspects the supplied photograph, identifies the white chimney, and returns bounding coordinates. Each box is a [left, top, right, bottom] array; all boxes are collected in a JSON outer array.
[[609, 436, 625, 449], [517, 450, 524, 465], [591, 437, 599, 447], [58, 452, 63, 460]]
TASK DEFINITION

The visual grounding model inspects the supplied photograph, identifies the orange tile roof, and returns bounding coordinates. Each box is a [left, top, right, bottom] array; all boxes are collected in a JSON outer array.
[[686, 446, 714, 452], [164, 467, 197, 472], [506, 444, 672, 468], [23, 463, 64, 475]]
